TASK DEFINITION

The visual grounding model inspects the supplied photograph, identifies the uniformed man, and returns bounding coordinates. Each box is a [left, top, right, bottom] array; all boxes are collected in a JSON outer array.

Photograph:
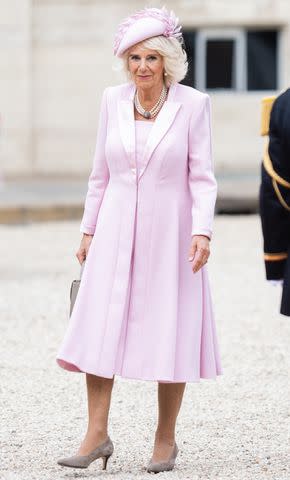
[[259, 88, 290, 316]]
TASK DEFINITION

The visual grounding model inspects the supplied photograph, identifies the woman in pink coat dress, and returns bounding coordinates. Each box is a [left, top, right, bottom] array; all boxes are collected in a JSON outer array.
[[57, 6, 222, 474]]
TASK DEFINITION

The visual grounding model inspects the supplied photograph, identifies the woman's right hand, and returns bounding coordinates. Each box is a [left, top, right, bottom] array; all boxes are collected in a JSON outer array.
[[76, 233, 93, 265]]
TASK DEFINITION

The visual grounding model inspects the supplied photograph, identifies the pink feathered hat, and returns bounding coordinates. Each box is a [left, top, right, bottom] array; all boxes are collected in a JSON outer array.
[[114, 6, 183, 57]]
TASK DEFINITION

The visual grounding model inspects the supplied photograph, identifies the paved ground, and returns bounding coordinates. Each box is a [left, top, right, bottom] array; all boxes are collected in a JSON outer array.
[[0, 215, 289, 480]]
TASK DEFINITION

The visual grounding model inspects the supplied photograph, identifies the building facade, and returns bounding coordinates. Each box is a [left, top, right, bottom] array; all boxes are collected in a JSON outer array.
[[1, 0, 290, 179]]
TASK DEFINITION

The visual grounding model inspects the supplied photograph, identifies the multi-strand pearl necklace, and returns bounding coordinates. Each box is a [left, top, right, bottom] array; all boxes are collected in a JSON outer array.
[[134, 84, 168, 119]]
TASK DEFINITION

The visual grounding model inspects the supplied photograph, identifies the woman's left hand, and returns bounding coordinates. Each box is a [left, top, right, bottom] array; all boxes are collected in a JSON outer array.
[[188, 235, 210, 273]]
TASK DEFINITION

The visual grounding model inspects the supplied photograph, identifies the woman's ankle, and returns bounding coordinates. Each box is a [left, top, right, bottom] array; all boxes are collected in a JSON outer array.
[[154, 429, 175, 445], [85, 427, 109, 442]]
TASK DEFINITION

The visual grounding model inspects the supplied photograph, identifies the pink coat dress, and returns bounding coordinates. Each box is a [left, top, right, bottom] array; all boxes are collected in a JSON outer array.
[[56, 81, 223, 383]]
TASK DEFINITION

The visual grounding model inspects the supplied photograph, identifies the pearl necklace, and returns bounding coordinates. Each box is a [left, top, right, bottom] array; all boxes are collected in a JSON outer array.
[[134, 84, 168, 119]]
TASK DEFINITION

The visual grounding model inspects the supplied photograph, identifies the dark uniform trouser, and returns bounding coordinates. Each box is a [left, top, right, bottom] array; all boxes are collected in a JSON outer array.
[[259, 163, 290, 316], [281, 250, 290, 316]]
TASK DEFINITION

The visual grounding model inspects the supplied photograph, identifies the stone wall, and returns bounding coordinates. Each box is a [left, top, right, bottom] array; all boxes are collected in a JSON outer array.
[[0, 0, 289, 178], [0, 0, 32, 176]]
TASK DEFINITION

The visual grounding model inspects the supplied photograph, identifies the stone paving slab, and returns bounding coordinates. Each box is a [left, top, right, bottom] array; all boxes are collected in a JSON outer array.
[[0, 216, 289, 480]]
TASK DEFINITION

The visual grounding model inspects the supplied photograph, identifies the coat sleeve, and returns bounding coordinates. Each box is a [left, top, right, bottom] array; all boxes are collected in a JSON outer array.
[[80, 87, 110, 235], [188, 94, 217, 239]]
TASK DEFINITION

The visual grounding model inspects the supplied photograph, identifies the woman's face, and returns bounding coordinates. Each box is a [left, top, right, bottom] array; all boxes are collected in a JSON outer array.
[[127, 43, 164, 90]]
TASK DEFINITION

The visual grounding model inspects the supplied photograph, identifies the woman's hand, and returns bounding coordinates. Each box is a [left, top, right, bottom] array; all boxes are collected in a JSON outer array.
[[76, 233, 93, 265], [188, 235, 210, 273]]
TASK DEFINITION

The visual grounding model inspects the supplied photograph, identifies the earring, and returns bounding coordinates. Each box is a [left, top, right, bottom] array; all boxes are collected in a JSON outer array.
[[164, 71, 168, 76]]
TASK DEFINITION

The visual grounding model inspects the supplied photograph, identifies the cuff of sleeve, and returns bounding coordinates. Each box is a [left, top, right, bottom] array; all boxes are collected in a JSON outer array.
[[80, 224, 95, 235], [265, 259, 286, 280], [191, 229, 212, 240]]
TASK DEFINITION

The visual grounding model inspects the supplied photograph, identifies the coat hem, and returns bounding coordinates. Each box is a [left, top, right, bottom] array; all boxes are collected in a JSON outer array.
[[56, 357, 223, 384]]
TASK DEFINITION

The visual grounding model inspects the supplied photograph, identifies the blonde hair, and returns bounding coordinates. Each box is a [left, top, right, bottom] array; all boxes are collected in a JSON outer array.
[[122, 35, 188, 86]]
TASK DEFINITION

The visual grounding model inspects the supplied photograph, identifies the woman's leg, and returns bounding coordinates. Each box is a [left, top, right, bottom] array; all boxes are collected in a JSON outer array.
[[77, 374, 114, 455], [151, 382, 186, 461]]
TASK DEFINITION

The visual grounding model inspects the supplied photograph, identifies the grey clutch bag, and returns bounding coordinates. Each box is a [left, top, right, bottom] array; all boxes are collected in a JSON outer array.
[[69, 260, 86, 316]]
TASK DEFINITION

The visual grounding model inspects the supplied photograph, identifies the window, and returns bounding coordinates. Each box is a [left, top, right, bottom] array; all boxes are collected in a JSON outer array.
[[247, 31, 278, 90], [206, 39, 235, 89], [182, 28, 279, 91]]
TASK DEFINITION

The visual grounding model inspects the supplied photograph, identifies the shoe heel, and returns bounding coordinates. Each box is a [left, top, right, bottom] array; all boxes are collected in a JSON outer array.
[[102, 454, 112, 470]]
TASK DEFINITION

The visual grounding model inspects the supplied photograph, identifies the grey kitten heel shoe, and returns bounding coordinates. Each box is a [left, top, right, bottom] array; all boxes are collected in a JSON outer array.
[[146, 442, 179, 474], [57, 436, 114, 470]]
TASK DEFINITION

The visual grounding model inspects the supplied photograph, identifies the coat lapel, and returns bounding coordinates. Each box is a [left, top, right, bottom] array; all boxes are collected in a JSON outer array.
[[117, 82, 181, 179], [118, 98, 135, 165]]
